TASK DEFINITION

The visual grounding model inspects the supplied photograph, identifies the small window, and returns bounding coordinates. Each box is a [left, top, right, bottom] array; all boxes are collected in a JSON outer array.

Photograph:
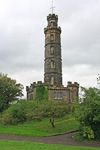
[[59, 92, 62, 99], [54, 92, 57, 99], [51, 21, 56, 27], [51, 77, 54, 85], [50, 34, 54, 41], [54, 92, 63, 99], [51, 22, 54, 27], [50, 46, 54, 55], [58, 93, 60, 99], [50, 60, 55, 69]]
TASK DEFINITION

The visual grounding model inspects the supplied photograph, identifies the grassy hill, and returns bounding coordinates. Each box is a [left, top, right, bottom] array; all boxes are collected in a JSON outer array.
[[0, 115, 79, 137]]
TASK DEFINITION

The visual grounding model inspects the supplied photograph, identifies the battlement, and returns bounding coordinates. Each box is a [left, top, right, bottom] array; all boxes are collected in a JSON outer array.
[[47, 14, 58, 21], [26, 81, 44, 91], [67, 81, 79, 88]]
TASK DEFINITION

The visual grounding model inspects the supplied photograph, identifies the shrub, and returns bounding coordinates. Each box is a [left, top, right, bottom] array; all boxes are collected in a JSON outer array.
[[83, 126, 94, 139], [76, 87, 100, 140], [2, 100, 27, 125], [2, 100, 76, 125], [2, 112, 13, 125]]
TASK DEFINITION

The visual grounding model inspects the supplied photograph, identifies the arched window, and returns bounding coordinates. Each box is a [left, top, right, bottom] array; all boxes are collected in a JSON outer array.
[[51, 77, 54, 85], [51, 22, 54, 27], [50, 60, 55, 69], [50, 21, 56, 27], [50, 46, 54, 55], [50, 34, 54, 41]]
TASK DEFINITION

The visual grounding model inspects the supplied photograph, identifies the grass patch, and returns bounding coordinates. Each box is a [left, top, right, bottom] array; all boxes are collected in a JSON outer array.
[[0, 124, 50, 137], [0, 115, 79, 137], [0, 140, 99, 150]]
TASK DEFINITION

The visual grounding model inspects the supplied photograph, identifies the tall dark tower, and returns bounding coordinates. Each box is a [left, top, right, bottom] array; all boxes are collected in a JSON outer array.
[[26, 10, 79, 102], [44, 14, 62, 87]]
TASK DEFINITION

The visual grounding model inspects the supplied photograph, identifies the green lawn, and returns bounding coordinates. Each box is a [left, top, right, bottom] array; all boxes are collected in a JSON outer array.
[[0, 140, 99, 150], [0, 115, 79, 137]]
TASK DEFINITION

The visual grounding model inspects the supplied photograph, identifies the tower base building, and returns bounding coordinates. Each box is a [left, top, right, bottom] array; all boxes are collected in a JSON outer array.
[[26, 81, 79, 102], [26, 14, 79, 102]]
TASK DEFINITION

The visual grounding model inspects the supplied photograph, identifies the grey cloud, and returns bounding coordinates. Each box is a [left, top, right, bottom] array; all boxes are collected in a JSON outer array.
[[0, 0, 100, 96], [61, 1, 100, 68]]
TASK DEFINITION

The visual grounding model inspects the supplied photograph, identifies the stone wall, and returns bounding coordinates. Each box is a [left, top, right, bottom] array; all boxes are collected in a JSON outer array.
[[26, 81, 43, 101], [26, 81, 79, 103]]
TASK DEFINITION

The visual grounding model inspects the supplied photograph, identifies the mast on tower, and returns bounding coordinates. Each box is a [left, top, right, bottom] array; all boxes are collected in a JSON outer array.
[[50, 0, 55, 14]]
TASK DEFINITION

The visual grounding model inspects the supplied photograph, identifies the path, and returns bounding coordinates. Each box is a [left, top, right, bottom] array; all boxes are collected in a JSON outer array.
[[0, 131, 100, 148]]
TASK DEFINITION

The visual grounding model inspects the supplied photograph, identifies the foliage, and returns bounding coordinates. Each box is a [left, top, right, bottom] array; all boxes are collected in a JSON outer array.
[[0, 140, 99, 150], [83, 126, 94, 139], [34, 85, 48, 102], [0, 73, 23, 112], [76, 87, 100, 140], [0, 95, 6, 112], [2, 100, 76, 126], [2, 101, 27, 125]]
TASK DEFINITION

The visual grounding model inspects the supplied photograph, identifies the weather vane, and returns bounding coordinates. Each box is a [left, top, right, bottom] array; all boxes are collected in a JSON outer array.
[[50, 0, 55, 14]]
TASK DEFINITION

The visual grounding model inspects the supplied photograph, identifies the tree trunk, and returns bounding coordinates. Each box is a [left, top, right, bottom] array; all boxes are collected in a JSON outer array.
[[50, 118, 55, 127]]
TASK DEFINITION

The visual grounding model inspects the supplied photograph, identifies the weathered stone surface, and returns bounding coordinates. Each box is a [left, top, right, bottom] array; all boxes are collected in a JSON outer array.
[[44, 14, 62, 87], [26, 14, 79, 103]]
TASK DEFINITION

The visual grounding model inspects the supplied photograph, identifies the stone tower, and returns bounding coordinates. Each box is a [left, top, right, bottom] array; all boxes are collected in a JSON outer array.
[[44, 14, 62, 87], [26, 13, 79, 102]]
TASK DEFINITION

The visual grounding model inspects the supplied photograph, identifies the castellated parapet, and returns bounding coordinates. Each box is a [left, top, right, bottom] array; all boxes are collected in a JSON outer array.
[[26, 81, 79, 102], [26, 81, 44, 100]]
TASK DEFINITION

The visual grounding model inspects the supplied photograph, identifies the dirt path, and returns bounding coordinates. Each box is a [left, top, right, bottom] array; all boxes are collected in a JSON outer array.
[[0, 131, 100, 148]]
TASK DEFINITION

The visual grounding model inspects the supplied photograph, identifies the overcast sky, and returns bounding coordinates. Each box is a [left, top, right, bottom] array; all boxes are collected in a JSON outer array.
[[0, 0, 100, 98]]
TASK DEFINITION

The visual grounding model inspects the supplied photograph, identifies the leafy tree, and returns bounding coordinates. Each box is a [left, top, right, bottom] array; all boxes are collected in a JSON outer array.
[[2, 100, 27, 125], [0, 73, 23, 112], [76, 87, 100, 140]]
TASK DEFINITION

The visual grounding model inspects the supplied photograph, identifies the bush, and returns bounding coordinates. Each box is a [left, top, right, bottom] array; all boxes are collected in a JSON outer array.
[[2, 100, 76, 125], [2, 100, 27, 125], [2, 113, 13, 125], [83, 126, 94, 139], [76, 87, 100, 140]]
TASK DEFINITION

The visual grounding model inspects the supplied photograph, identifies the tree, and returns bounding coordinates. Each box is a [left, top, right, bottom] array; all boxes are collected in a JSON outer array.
[[76, 87, 100, 140], [0, 73, 23, 112]]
